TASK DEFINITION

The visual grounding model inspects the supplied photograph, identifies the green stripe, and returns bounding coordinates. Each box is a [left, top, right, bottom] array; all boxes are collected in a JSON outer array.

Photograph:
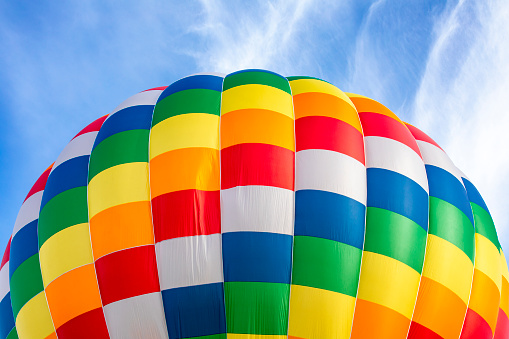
[[6, 328, 18, 339], [223, 71, 291, 94], [471, 202, 501, 250], [291, 236, 361, 296], [429, 197, 475, 263], [224, 281, 289, 335], [190, 334, 226, 339], [364, 207, 427, 272], [10, 254, 44, 318], [151, 89, 221, 126], [38, 187, 88, 248], [287, 75, 330, 83], [88, 130, 149, 180]]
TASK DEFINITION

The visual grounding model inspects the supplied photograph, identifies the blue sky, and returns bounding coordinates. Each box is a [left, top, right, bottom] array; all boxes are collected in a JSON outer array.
[[1, 0, 508, 252]]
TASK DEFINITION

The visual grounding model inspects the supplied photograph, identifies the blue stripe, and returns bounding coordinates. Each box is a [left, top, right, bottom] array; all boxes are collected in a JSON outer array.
[[161, 283, 226, 338], [222, 232, 292, 284], [426, 165, 475, 226], [295, 190, 365, 249], [93, 105, 153, 148], [0, 293, 14, 339], [462, 177, 491, 215], [367, 168, 429, 231], [9, 220, 38, 279], [157, 74, 224, 102], [40, 156, 89, 209]]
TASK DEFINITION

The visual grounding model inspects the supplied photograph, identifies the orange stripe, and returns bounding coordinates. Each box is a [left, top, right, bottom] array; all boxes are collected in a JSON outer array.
[[44, 333, 58, 339], [89, 201, 155, 259], [150, 147, 220, 197], [468, 269, 501, 333], [350, 299, 410, 339], [412, 277, 468, 339], [349, 96, 403, 124], [501, 277, 509, 316], [45, 264, 103, 329]]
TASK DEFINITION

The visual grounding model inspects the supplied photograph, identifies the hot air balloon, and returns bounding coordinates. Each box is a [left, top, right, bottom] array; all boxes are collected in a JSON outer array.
[[0, 70, 507, 339]]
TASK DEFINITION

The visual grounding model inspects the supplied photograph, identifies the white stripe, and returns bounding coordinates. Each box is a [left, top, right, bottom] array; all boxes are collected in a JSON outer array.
[[104, 292, 169, 339], [365, 136, 429, 193], [109, 90, 163, 116], [295, 149, 366, 205], [0, 262, 10, 301], [417, 141, 465, 184], [51, 132, 97, 173], [12, 191, 43, 237], [221, 186, 294, 235], [156, 234, 223, 290]]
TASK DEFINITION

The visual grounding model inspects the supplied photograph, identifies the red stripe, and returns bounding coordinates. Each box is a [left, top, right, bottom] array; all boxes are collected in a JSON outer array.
[[56, 307, 109, 339], [142, 86, 168, 92], [359, 112, 422, 157], [407, 321, 443, 339], [0, 238, 11, 269], [152, 189, 221, 243], [494, 309, 509, 339], [296, 116, 365, 164], [24, 165, 52, 201], [95, 245, 160, 305], [221, 143, 294, 190], [405, 123, 444, 151], [460, 309, 493, 339], [72, 115, 108, 140]]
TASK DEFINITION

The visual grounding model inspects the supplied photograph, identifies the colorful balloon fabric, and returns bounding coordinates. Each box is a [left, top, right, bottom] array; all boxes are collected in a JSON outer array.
[[0, 70, 507, 339]]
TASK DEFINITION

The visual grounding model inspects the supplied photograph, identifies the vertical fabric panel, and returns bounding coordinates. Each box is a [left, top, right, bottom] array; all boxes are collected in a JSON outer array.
[[406, 124, 475, 339], [460, 178, 502, 339], [0, 239, 17, 339], [88, 88, 169, 339], [149, 74, 226, 339], [348, 94, 429, 339], [220, 69, 295, 338], [9, 167, 57, 339], [38, 116, 109, 338], [494, 250, 509, 339], [286, 77, 366, 339]]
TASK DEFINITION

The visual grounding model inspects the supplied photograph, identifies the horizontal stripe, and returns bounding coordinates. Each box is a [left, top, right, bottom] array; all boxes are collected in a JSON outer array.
[[349, 96, 404, 123], [416, 140, 463, 182], [221, 109, 294, 151], [149, 113, 219, 159], [88, 129, 149, 180], [468, 269, 501, 333], [0, 293, 14, 339], [152, 190, 220, 242], [72, 115, 107, 140], [13, 191, 43, 238], [90, 201, 154, 259], [405, 123, 443, 150], [288, 284, 356, 339], [24, 167, 51, 203], [365, 136, 427, 192], [502, 270, 509, 315], [422, 234, 474, 303], [39, 223, 93, 287], [5, 328, 17, 339], [426, 165, 474, 225], [152, 89, 221, 126], [10, 220, 38, 278], [364, 207, 427, 272], [10, 254, 43, 318], [221, 144, 294, 190], [56, 308, 109, 339], [110, 89, 161, 116], [289, 78, 355, 107], [294, 190, 365, 249], [501, 251, 509, 283], [223, 232, 292, 284], [94, 105, 153, 148], [0, 263, 9, 301], [495, 309, 509, 339], [475, 234, 503, 291], [292, 91, 362, 133], [162, 283, 226, 338], [221, 84, 293, 118], [51, 132, 97, 172], [408, 322, 442, 339], [157, 234, 223, 290], [356, 251, 421, 319], [221, 186, 294, 235], [158, 74, 223, 101], [88, 162, 149, 218], [460, 308, 493, 339], [295, 149, 366, 204], [95, 245, 160, 305], [150, 147, 219, 197], [367, 168, 429, 230], [291, 236, 362, 296], [296, 116, 365, 164], [472, 203, 501, 250], [15, 292, 54, 339], [223, 69, 290, 94], [1, 239, 10, 269], [462, 177, 491, 215], [224, 281, 289, 335]]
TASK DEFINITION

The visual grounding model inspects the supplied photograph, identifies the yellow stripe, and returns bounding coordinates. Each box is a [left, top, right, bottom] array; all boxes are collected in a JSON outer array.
[[88, 162, 149, 218], [346, 93, 404, 124], [421, 234, 474, 304], [289, 79, 356, 109], [221, 84, 293, 118], [501, 251, 509, 282], [356, 251, 421, 319], [16, 292, 55, 339], [39, 223, 93, 287], [475, 234, 502, 292], [288, 285, 355, 339], [149, 113, 219, 159], [227, 335, 286, 339]]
